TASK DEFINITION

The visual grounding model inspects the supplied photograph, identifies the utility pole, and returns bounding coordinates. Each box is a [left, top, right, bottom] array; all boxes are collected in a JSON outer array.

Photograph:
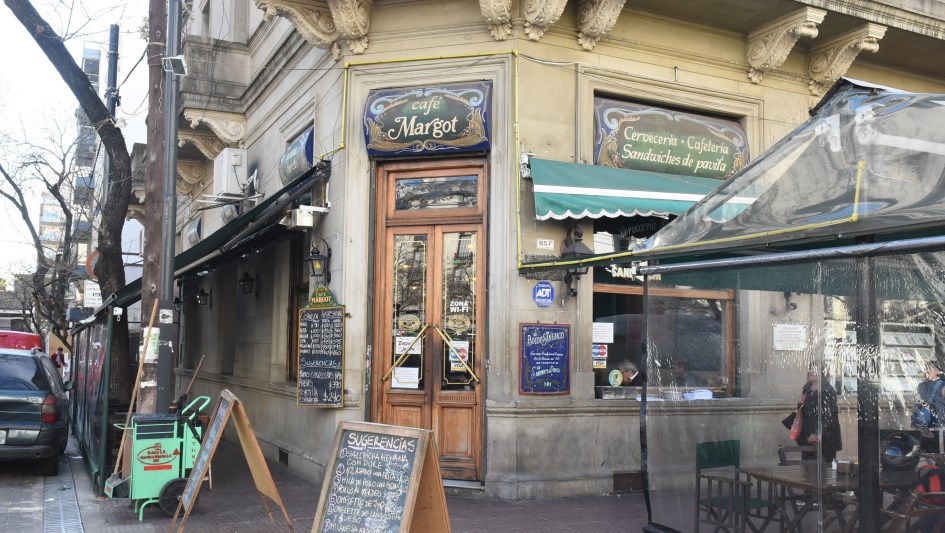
[[103, 25, 118, 196], [138, 0, 168, 414], [157, 0, 183, 411]]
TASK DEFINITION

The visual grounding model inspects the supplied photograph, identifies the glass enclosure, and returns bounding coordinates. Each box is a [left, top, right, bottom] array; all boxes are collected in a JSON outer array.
[[645, 251, 945, 532]]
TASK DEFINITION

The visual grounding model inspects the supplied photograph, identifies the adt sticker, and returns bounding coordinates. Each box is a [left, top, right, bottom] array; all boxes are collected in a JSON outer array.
[[532, 281, 555, 307]]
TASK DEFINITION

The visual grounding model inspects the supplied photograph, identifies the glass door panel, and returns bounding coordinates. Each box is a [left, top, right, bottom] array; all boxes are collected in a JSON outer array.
[[440, 231, 478, 389], [390, 235, 428, 390]]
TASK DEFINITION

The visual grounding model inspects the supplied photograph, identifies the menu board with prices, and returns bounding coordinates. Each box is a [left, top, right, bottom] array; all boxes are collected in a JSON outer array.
[[298, 305, 345, 407]]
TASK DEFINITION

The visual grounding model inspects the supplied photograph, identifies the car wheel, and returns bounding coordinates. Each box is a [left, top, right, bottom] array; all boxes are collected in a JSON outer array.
[[59, 434, 67, 454], [41, 454, 59, 477]]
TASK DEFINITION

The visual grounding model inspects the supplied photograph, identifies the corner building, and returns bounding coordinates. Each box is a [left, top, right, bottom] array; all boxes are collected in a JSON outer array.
[[169, 0, 945, 499]]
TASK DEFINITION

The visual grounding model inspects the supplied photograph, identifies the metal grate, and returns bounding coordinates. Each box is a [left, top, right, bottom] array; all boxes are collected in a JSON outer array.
[[43, 454, 84, 533]]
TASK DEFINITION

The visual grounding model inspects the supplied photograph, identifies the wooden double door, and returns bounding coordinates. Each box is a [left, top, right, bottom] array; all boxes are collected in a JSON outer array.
[[371, 159, 486, 481]]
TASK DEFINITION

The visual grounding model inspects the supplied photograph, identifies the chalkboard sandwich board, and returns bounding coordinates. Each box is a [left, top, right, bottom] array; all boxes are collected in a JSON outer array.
[[519, 323, 571, 395], [297, 302, 345, 407], [170, 389, 294, 533], [312, 422, 450, 533]]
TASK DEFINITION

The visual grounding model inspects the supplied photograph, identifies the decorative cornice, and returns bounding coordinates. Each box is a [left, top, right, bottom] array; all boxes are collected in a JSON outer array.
[[479, 0, 513, 41], [177, 159, 209, 185], [523, 0, 569, 41], [326, 0, 373, 54], [807, 23, 886, 96], [178, 130, 228, 159], [183, 109, 247, 145], [576, 0, 626, 51], [746, 7, 826, 84], [127, 203, 145, 224], [254, 0, 339, 50]]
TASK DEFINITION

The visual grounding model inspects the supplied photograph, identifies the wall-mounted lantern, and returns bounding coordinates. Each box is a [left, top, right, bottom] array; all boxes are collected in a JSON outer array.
[[561, 224, 593, 297], [239, 272, 256, 297], [306, 238, 332, 286], [197, 287, 212, 307]]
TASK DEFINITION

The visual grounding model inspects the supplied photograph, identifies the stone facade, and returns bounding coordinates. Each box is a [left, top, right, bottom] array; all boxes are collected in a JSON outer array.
[[169, 0, 945, 499]]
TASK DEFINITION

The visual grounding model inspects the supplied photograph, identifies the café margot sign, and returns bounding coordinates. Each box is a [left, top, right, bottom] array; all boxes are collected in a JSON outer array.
[[594, 97, 750, 180], [363, 81, 492, 157]]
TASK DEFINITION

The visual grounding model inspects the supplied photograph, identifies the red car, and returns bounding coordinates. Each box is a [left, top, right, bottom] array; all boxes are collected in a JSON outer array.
[[0, 330, 44, 351]]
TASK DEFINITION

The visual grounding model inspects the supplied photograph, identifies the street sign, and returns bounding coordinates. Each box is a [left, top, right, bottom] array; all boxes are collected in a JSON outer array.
[[532, 281, 555, 307]]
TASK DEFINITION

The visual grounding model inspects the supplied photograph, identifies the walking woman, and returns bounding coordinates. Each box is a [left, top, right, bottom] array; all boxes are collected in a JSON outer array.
[[796, 369, 842, 462]]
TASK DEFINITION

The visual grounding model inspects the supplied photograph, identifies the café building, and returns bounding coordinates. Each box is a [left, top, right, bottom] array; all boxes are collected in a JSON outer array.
[[77, 0, 945, 503]]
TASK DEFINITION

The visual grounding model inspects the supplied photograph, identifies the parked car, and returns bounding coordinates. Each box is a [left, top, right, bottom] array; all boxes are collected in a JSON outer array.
[[0, 330, 44, 351], [0, 348, 72, 475]]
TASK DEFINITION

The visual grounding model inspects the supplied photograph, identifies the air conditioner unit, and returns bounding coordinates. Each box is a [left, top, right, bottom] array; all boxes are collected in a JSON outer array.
[[213, 148, 247, 196]]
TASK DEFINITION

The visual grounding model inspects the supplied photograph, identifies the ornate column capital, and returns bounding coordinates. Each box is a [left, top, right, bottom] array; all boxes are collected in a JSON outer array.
[[746, 7, 826, 84], [254, 0, 339, 50], [808, 23, 886, 96], [326, 0, 373, 54], [479, 0, 513, 41], [183, 109, 247, 145], [576, 0, 626, 51], [178, 130, 228, 159], [524, 0, 569, 41]]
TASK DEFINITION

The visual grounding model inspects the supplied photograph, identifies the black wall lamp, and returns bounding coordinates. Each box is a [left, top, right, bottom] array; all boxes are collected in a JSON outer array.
[[197, 287, 212, 307], [561, 223, 593, 297], [306, 238, 332, 286], [239, 272, 257, 296], [173, 296, 181, 312]]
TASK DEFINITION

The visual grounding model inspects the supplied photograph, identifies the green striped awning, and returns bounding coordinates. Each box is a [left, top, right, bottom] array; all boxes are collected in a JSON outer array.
[[530, 158, 731, 221]]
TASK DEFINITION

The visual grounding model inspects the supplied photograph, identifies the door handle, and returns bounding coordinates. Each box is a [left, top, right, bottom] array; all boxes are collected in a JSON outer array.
[[382, 323, 430, 381]]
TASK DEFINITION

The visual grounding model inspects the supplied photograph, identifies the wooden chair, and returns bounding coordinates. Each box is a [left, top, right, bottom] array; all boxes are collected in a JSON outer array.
[[881, 490, 945, 532], [694, 440, 781, 533]]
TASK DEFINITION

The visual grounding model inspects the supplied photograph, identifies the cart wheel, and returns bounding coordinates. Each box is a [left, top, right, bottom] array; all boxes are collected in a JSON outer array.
[[158, 478, 188, 517]]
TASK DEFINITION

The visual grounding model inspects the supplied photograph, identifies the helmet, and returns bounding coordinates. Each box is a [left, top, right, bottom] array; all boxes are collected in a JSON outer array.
[[881, 432, 921, 471]]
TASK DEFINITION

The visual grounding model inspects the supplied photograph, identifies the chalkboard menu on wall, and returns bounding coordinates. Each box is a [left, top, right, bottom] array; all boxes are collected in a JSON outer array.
[[312, 422, 450, 533], [520, 323, 571, 395], [298, 305, 345, 407]]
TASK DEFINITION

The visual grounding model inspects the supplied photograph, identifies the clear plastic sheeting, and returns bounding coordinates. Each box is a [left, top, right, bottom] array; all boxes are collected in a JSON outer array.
[[644, 80, 945, 257], [643, 251, 945, 532]]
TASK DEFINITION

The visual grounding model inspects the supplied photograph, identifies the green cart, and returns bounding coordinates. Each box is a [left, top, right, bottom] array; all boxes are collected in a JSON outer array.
[[104, 396, 210, 520]]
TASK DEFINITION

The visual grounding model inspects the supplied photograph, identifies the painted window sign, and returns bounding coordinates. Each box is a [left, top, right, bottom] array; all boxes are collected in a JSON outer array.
[[519, 323, 570, 395], [364, 81, 492, 156], [594, 97, 750, 180]]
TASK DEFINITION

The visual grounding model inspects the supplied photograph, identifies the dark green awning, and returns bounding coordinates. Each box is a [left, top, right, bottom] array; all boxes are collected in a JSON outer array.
[[530, 158, 735, 221], [107, 168, 321, 310]]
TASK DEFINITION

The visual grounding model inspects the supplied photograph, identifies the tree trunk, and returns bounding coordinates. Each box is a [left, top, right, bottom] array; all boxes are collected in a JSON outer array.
[[5, 0, 132, 401]]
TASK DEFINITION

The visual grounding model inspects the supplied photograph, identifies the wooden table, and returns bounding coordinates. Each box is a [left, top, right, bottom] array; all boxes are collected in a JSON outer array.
[[740, 465, 917, 532]]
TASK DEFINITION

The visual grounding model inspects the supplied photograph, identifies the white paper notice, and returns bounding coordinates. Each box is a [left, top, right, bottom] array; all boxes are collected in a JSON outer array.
[[392, 367, 420, 389], [592, 322, 614, 344], [773, 324, 807, 351], [395, 336, 422, 355]]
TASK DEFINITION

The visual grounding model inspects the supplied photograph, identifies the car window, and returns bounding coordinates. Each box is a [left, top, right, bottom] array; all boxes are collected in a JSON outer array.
[[0, 354, 48, 391], [40, 357, 62, 393]]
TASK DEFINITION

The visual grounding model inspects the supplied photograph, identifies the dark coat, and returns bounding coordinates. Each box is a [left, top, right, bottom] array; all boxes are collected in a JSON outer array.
[[796, 382, 842, 461]]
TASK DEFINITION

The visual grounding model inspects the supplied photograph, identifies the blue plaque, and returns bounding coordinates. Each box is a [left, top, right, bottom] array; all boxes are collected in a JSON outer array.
[[519, 323, 570, 395], [532, 281, 555, 307]]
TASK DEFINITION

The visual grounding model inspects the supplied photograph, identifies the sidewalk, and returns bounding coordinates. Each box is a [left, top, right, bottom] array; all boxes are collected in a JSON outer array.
[[69, 438, 649, 532]]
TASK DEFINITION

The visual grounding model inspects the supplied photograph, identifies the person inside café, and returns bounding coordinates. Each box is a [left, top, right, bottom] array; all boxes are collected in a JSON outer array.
[[617, 360, 645, 387], [672, 359, 706, 387], [795, 369, 842, 462], [917, 361, 945, 421]]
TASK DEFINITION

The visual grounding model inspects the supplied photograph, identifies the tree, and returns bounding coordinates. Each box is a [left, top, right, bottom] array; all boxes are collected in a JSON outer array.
[[4, 0, 133, 400], [0, 120, 84, 349]]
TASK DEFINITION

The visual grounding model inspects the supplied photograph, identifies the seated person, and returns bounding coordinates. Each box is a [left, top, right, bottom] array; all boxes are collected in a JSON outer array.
[[616, 360, 645, 387], [672, 359, 706, 387], [918, 361, 945, 427]]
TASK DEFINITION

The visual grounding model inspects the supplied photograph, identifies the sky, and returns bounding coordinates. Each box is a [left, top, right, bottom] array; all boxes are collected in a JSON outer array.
[[0, 0, 150, 281]]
